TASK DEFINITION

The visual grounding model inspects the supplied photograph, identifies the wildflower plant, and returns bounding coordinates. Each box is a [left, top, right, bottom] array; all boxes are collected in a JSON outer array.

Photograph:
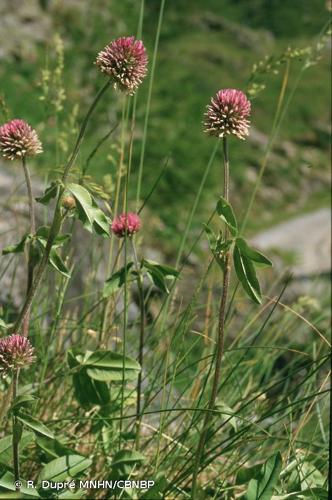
[[0, 7, 329, 500], [192, 88, 272, 497], [96, 36, 148, 94], [0, 119, 42, 160]]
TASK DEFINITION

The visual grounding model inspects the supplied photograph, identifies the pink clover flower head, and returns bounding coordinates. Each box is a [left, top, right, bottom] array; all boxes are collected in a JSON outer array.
[[96, 36, 148, 95], [0, 119, 43, 160], [0, 334, 35, 376], [111, 212, 141, 238], [204, 89, 251, 140]]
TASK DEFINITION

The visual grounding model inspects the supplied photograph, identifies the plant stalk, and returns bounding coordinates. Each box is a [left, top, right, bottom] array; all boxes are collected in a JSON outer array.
[[191, 137, 231, 498], [21, 158, 36, 337], [131, 239, 145, 448]]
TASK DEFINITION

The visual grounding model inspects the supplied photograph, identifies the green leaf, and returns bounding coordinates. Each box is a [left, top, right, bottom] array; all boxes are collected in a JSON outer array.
[[203, 224, 217, 252], [103, 263, 134, 297], [86, 367, 139, 382], [49, 249, 71, 278], [67, 183, 110, 237], [236, 238, 272, 267], [36, 436, 74, 460], [215, 402, 238, 431], [72, 370, 110, 407], [111, 450, 145, 468], [35, 227, 71, 249], [141, 476, 168, 499], [233, 244, 262, 304], [38, 454, 92, 482], [216, 196, 238, 236], [0, 471, 40, 497], [0, 432, 34, 465], [143, 260, 179, 279], [35, 182, 59, 205], [84, 350, 140, 371], [2, 234, 31, 255], [67, 183, 94, 224], [85, 350, 140, 382], [247, 452, 282, 500], [90, 201, 111, 237], [0, 318, 10, 330], [236, 463, 262, 485], [17, 414, 54, 439], [143, 259, 179, 294], [11, 395, 38, 413]]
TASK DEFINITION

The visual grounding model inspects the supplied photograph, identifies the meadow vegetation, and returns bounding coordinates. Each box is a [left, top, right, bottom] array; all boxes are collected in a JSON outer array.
[[0, 1, 330, 499]]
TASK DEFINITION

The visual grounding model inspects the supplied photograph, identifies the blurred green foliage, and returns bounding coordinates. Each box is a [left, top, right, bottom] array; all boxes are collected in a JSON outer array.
[[0, 0, 330, 243]]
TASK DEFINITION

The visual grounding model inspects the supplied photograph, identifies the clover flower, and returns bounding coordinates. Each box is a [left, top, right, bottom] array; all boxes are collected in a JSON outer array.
[[96, 36, 148, 95], [0, 119, 43, 160], [204, 89, 251, 140], [0, 334, 35, 376], [111, 212, 141, 237]]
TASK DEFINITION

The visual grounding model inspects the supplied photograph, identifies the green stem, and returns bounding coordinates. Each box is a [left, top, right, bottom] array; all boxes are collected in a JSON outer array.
[[191, 137, 230, 498], [12, 370, 20, 491], [135, 0, 166, 208], [13, 80, 111, 334], [21, 158, 36, 337], [62, 79, 111, 183], [100, 95, 128, 344], [131, 239, 145, 449]]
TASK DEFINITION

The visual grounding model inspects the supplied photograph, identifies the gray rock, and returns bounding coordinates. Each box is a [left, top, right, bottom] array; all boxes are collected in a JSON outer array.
[[251, 208, 331, 277]]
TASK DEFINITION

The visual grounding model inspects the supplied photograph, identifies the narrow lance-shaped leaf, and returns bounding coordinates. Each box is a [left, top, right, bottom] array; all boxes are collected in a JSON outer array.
[[67, 183, 110, 237], [236, 237, 272, 267], [2, 233, 31, 255], [216, 196, 238, 236], [35, 181, 59, 205], [233, 244, 262, 304], [246, 452, 282, 500], [49, 249, 71, 278], [39, 454, 92, 482], [91, 200, 111, 237], [35, 233, 71, 278], [17, 413, 54, 439], [203, 224, 217, 252], [143, 259, 179, 294]]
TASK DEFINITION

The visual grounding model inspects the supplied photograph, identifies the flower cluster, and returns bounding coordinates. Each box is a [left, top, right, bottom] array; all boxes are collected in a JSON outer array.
[[96, 36, 148, 95], [0, 119, 42, 160], [204, 89, 251, 140], [0, 334, 35, 376], [111, 212, 141, 238]]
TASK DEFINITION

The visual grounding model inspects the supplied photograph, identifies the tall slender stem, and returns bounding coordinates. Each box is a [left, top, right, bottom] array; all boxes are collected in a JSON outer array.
[[21, 158, 36, 337], [131, 239, 145, 448], [135, 0, 166, 208], [12, 369, 20, 490], [13, 81, 111, 334], [191, 137, 231, 498], [101, 96, 128, 344]]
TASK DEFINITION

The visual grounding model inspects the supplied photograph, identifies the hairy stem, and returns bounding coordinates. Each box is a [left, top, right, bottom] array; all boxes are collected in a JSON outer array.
[[131, 239, 145, 448], [21, 158, 36, 337], [13, 81, 111, 334], [191, 137, 231, 498], [12, 369, 20, 490]]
